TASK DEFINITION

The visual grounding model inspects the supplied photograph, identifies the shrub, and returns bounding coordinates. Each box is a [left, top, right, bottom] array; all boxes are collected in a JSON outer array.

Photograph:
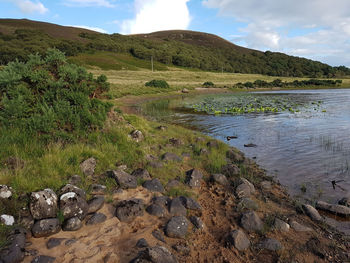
[[145, 79, 169, 89], [202, 81, 214, 87]]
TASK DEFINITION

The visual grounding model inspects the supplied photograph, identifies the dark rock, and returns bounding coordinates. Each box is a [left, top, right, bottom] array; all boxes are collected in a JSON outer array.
[[0, 228, 26, 263], [0, 185, 12, 199], [88, 196, 105, 214], [226, 229, 250, 251], [68, 175, 82, 186], [32, 218, 61, 238], [226, 149, 244, 163], [207, 140, 219, 149], [179, 196, 201, 211], [339, 197, 350, 207], [316, 201, 350, 217], [59, 184, 86, 200], [210, 174, 229, 186], [152, 230, 165, 243], [237, 198, 259, 211], [148, 161, 164, 169], [108, 170, 137, 189], [86, 213, 107, 225], [235, 178, 255, 198], [31, 255, 56, 263], [29, 189, 58, 220], [172, 245, 190, 256], [90, 184, 107, 195], [115, 199, 144, 222], [258, 238, 283, 251], [189, 216, 204, 230], [130, 130, 144, 142], [162, 153, 182, 162], [244, 143, 257, 148], [46, 238, 64, 249], [221, 164, 240, 177], [132, 246, 177, 263], [151, 196, 171, 207], [146, 204, 167, 218], [143, 179, 164, 193], [165, 216, 189, 238], [273, 218, 290, 232], [302, 204, 322, 221], [59, 192, 88, 220], [290, 221, 313, 232], [64, 239, 77, 246], [62, 217, 82, 231], [169, 197, 187, 216], [80, 157, 96, 176], [185, 169, 203, 188], [169, 138, 184, 147], [240, 211, 263, 232], [3, 156, 25, 170], [136, 238, 149, 248], [166, 179, 180, 189], [132, 168, 151, 180]]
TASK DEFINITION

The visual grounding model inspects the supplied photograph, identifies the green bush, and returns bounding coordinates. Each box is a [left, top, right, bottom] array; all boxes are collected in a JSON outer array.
[[202, 81, 214, 88], [145, 79, 169, 88], [0, 48, 112, 142]]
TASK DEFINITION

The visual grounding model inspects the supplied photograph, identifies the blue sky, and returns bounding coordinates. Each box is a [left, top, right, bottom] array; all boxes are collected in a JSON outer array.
[[1, 0, 350, 67]]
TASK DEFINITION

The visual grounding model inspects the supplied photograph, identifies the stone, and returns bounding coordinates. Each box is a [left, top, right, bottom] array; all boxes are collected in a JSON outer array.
[[226, 149, 244, 163], [179, 196, 201, 211], [260, 181, 272, 190], [235, 178, 255, 199], [0, 228, 26, 263], [151, 196, 171, 207], [199, 148, 209, 156], [0, 185, 12, 199], [131, 168, 151, 180], [169, 138, 184, 147], [166, 179, 181, 189], [237, 198, 259, 211], [185, 169, 203, 188], [221, 164, 240, 177], [108, 170, 137, 189], [240, 211, 263, 232], [182, 88, 189, 93], [273, 218, 290, 232], [62, 217, 82, 231], [59, 192, 88, 220], [29, 189, 58, 220], [80, 157, 96, 176], [115, 199, 144, 222], [32, 218, 61, 238], [143, 179, 164, 193], [211, 174, 229, 186], [31, 255, 56, 263], [152, 230, 165, 243], [316, 201, 350, 217], [87, 196, 105, 214], [226, 229, 250, 251], [46, 238, 64, 249], [259, 238, 283, 251], [165, 216, 189, 238], [244, 143, 257, 148], [172, 245, 190, 256], [130, 130, 144, 142], [148, 161, 164, 169], [59, 184, 86, 200], [290, 221, 313, 232], [169, 197, 187, 216], [86, 213, 107, 225], [189, 216, 205, 230], [133, 246, 177, 263], [302, 204, 322, 221], [0, 214, 15, 226], [68, 174, 82, 186], [136, 238, 149, 248], [207, 140, 219, 149], [90, 184, 107, 195], [146, 204, 167, 218], [339, 197, 350, 207], [162, 152, 182, 162]]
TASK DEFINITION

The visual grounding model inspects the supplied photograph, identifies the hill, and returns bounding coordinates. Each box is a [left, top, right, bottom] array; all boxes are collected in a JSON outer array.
[[0, 18, 349, 77]]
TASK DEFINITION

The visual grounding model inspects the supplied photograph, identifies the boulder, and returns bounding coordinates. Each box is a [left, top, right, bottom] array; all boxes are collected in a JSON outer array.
[[143, 179, 164, 193], [338, 197, 350, 207], [162, 153, 182, 162], [302, 204, 322, 221], [87, 196, 105, 214], [165, 216, 189, 238], [185, 169, 203, 188], [59, 192, 88, 220], [130, 130, 144, 142], [62, 217, 82, 231], [29, 189, 58, 220], [90, 184, 107, 195], [259, 238, 283, 251], [240, 211, 263, 232], [221, 164, 240, 177], [179, 196, 201, 211], [0, 215, 15, 226], [169, 197, 187, 216], [290, 221, 313, 232], [151, 196, 171, 207], [86, 213, 107, 225], [59, 184, 86, 200], [211, 174, 229, 186], [115, 199, 144, 223], [146, 204, 167, 218], [189, 216, 205, 230], [131, 168, 151, 180], [273, 218, 290, 232], [235, 178, 255, 199], [226, 229, 250, 251], [226, 149, 244, 163], [108, 170, 137, 189], [316, 201, 350, 217], [0, 228, 26, 263], [32, 218, 61, 238], [80, 157, 96, 176], [132, 246, 177, 263], [0, 185, 13, 199]]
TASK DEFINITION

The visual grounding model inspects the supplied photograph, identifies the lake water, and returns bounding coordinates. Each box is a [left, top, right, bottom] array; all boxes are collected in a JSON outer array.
[[142, 89, 350, 204]]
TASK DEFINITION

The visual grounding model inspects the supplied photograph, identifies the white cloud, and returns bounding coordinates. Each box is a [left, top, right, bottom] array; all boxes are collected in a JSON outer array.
[[9, 0, 48, 14], [68, 25, 108, 33], [63, 0, 115, 8], [202, 0, 350, 66], [121, 0, 191, 34]]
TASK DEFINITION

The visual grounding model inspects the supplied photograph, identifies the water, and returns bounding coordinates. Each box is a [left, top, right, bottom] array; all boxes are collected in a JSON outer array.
[[142, 89, 350, 204]]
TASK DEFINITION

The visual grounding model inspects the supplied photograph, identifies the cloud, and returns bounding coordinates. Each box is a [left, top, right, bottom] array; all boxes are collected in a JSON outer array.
[[62, 0, 115, 8], [120, 0, 191, 34], [202, 0, 350, 66], [9, 0, 48, 14], [68, 25, 108, 33]]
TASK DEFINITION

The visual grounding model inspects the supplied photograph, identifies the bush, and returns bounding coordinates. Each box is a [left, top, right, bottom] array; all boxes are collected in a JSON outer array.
[[202, 81, 214, 87], [145, 79, 169, 88]]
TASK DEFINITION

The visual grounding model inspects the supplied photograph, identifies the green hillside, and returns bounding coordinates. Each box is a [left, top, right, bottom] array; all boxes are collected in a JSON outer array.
[[1, 18, 350, 77]]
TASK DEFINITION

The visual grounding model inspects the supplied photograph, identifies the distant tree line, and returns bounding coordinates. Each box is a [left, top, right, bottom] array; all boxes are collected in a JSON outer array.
[[233, 79, 343, 89]]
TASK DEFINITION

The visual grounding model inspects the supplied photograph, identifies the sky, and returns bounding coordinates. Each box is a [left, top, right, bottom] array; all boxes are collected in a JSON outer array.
[[1, 0, 350, 67]]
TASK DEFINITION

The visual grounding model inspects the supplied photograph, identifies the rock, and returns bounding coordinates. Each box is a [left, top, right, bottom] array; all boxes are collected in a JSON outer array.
[[133, 246, 177, 263], [136, 238, 149, 248], [3, 157, 25, 170], [152, 230, 165, 243], [32, 218, 61, 238], [290, 221, 313, 232], [143, 179, 164, 193], [0, 228, 26, 263], [207, 140, 219, 149], [260, 181, 272, 190], [302, 204, 322, 221], [131, 168, 151, 180], [130, 130, 144, 142], [189, 216, 205, 230], [169, 138, 184, 147], [226, 149, 244, 163], [108, 170, 137, 189], [68, 174, 82, 186], [80, 157, 96, 176], [339, 197, 350, 207], [169, 197, 187, 216], [31, 255, 56, 263], [0, 185, 12, 199], [29, 189, 58, 220], [221, 164, 240, 177], [259, 238, 283, 251], [86, 213, 107, 225], [90, 184, 107, 195], [59, 192, 88, 220], [179, 196, 201, 211], [148, 161, 164, 169], [115, 199, 144, 223], [162, 152, 182, 162], [199, 148, 209, 156], [182, 88, 189, 93], [165, 216, 189, 238], [47, 238, 64, 249], [87, 196, 105, 214], [237, 198, 259, 211], [0, 214, 15, 226], [235, 178, 255, 198], [226, 229, 250, 251], [273, 218, 290, 232], [172, 245, 190, 256], [117, 164, 128, 171], [316, 201, 350, 217], [211, 174, 229, 186], [240, 211, 263, 232], [151, 196, 171, 208], [62, 217, 82, 231], [244, 143, 257, 148], [166, 179, 181, 189], [185, 169, 203, 188], [59, 184, 86, 200], [146, 204, 167, 218]]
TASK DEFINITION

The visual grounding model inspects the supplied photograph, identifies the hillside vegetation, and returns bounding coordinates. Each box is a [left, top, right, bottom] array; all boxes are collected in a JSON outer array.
[[1, 19, 350, 78]]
